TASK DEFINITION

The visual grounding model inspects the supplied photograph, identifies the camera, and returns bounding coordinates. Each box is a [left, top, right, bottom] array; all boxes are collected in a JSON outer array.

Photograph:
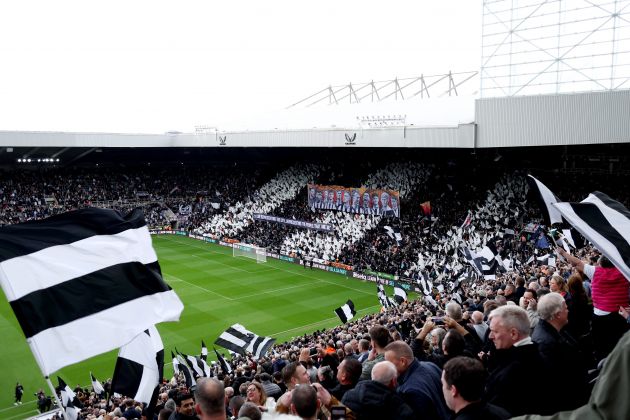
[[433, 317, 445, 325]]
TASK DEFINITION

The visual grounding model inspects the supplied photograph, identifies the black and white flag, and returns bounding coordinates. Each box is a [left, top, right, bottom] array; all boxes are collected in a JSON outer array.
[[172, 351, 193, 388], [527, 175, 564, 225], [528, 175, 579, 248], [111, 325, 164, 405], [214, 324, 276, 359], [460, 247, 483, 276], [90, 372, 105, 396], [334, 300, 356, 324], [57, 377, 80, 420], [384, 226, 402, 245], [553, 191, 630, 281], [183, 353, 212, 378], [393, 283, 407, 304], [377, 284, 395, 308], [201, 340, 208, 361], [214, 347, 233, 375], [0, 208, 184, 375]]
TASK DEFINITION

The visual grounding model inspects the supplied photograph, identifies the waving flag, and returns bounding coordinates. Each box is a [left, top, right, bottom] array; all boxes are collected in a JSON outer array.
[[0, 208, 183, 375], [553, 191, 630, 281], [111, 326, 164, 405], [215, 324, 275, 359], [334, 300, 356, 324]]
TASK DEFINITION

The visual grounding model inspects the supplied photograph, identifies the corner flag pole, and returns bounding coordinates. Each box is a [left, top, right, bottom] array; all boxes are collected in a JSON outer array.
[[44, 376, 68, 419]]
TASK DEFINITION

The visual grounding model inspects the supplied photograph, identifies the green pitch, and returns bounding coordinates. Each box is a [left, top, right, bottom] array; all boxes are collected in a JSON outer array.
[[0, 235, 412, 418]]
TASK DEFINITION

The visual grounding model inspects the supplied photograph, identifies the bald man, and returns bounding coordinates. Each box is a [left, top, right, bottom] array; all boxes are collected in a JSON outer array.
[[194, 378, 226, 420], [384, 341, 449, 420]]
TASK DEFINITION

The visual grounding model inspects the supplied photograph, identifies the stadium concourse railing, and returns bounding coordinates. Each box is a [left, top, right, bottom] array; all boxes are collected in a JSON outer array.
[[149, 229, 421, 293]]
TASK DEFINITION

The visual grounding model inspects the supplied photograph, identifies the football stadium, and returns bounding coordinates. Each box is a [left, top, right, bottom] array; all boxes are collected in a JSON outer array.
[[1, 1, 630, 420]]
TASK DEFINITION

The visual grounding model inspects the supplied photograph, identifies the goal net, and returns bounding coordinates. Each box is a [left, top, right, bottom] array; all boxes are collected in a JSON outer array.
[[233, 243, 267, 263]]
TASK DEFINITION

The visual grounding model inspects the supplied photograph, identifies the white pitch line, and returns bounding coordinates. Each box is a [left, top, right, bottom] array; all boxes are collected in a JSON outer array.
[[163, 273, 235, 301], [163, 236, 374, 296], [268, 305, 380, 337], [236, 280, 325, 300], [0, 400, 36, 414]]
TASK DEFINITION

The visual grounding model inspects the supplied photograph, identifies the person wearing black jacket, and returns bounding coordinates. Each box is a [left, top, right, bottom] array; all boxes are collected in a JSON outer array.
[[532, 293, 589, 412], [484, 306, 550, 417], [442, 357, 510, 420], [342, 360, 414, 420]]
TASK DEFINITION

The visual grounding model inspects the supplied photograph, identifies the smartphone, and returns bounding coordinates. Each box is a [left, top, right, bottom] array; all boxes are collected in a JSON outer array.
[[433, 317, 445, 325], [330, 405, 346, 420]]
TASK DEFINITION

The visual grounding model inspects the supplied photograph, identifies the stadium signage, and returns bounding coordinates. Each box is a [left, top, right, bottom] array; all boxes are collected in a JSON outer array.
[[364, 269, 397, 281], [253, 213, 334, 232], [344, 132, 357, 145]]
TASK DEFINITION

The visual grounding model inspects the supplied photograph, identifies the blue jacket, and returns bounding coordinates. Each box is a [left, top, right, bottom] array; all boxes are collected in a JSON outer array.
[[397, 359, 450, 420]]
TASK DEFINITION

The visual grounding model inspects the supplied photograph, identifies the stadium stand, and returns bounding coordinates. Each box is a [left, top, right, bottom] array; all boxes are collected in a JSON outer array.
[[2, 145, 630, 419]]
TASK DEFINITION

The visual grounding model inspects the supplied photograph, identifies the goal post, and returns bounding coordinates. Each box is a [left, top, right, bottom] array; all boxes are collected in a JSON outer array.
[[233, 243, 267, 263]]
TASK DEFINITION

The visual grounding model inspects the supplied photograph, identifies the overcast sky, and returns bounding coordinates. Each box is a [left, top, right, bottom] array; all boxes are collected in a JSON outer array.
[[0, 1, 482, 133]]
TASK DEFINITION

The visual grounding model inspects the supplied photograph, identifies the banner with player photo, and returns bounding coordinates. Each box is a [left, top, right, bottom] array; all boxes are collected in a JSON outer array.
[[307, 184, 400, 218]]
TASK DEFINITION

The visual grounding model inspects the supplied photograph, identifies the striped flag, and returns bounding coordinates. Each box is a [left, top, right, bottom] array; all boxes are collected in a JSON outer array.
[[0, 208, 184, 375], [90, 372, 105, 396], [334, 300, 356, 324], [111, 326, 164, 405], [553, 191, 630, 281], [201, 340, 208, 361], [172, 352, 193, 388], [214, 324, 276, 359], [377, 284, 395, 308], [393, 283, 407, 304], [384, 226, 402, 245], [214, 347, 233, 375], [183, 353, 212, 378]]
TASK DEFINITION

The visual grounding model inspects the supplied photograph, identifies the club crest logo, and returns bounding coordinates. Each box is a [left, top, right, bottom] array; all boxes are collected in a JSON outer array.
[[219, 136, 227, 146], [345, 133, 357, 145]]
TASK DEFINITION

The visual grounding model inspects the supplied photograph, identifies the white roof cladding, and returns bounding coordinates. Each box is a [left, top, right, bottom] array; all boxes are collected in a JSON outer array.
[[0, 91, 628, 148], [475, 90, 630, 147]]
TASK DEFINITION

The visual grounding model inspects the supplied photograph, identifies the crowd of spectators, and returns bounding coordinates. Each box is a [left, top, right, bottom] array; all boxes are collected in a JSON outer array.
[[3, 152, 630, 419], [39, 245, 629, 419]]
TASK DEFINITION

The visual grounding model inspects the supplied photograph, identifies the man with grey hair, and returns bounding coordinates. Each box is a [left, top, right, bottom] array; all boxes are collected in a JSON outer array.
[[532, 293, 589, 412], [445, 301, 463, 321], [485, 305, 549, 416], [194, 377, 226, 420], [471, 311, 488, 342], [341, 361, 414, 420]]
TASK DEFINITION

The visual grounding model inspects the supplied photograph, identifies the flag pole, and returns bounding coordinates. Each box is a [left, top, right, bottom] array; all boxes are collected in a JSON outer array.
[[44, 376, 69, 420]]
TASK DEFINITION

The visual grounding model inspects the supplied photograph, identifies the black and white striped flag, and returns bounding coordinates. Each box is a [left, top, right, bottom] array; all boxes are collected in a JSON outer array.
[[90, 372, 105, 396], [214, 347, 233, 375], [377, 284, 394, 308], [553, 191, 630, 281], [183, 353, 212, 378], [384, 226, 402, 245], [334, 300, 356, 324], [0, 208, 184, 376], [214, 324, 275, 359], [172, 352, 193, 388], [111, 326, 164, 405], [393, 283, 407, 304], [201, 340, 208, 361]]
